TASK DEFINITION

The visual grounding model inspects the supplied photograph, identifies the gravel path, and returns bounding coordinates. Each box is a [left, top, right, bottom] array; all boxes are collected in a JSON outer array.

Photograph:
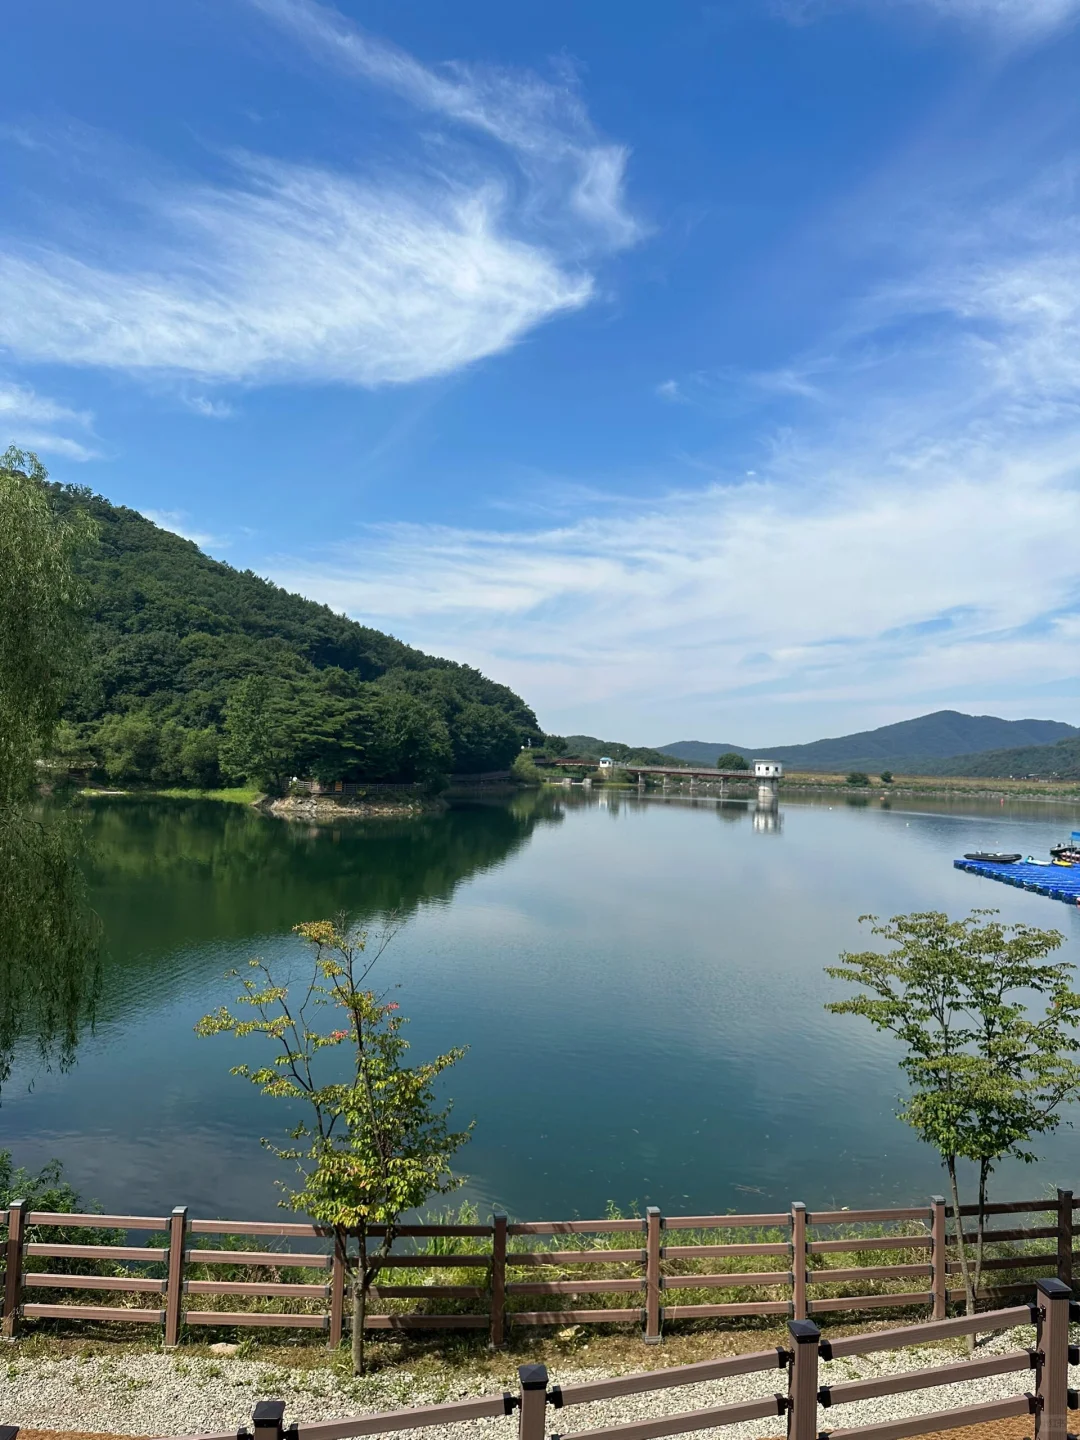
[[0, 1327, 1070, 1440]]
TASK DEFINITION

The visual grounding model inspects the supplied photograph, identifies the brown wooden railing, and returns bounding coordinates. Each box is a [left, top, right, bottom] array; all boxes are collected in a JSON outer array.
[[129, 1281, 1075, 1440], [289, 780, 428, 797], [1, 1192, 1075, 1347]]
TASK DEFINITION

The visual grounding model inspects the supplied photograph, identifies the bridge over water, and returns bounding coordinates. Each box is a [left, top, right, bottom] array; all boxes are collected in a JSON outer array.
[[536, 756, 783, 797]]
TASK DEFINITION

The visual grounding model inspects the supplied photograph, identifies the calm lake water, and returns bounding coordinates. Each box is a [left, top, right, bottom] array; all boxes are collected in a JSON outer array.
[[5, 788, 1080, 1223]]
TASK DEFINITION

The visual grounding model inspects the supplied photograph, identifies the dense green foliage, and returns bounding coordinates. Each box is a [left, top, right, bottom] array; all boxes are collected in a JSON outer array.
[[913, 735, 1080, 779], [716, 751, 749, 770], [559, 734, 689, 766], [1, 450, 95, 804], [46, 486, 541, 789]]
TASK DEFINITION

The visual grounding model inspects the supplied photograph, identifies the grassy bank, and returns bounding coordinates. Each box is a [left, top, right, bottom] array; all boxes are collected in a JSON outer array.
[[80, 785, 264, 805], [784, 772, 1080, 801]]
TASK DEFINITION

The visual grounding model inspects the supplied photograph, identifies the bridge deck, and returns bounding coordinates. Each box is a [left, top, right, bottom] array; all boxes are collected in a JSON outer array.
[[623, 765, 767, 780]]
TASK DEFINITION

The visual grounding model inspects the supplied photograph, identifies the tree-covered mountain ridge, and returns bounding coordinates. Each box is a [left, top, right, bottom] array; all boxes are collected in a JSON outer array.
[[660, 710, 1078, 772], [50, 485, 541, 790]]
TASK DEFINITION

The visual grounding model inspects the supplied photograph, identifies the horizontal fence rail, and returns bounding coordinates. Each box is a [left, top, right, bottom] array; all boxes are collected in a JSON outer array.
[[1, 1190, 1077, 1345], [132, 1281, 1075, 1440]]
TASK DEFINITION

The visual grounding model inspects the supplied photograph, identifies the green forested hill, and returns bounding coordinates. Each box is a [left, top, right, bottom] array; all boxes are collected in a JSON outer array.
[[50, 486, 541, 789], [913, 735, 1080, 779], [562, 734, 690, 766]]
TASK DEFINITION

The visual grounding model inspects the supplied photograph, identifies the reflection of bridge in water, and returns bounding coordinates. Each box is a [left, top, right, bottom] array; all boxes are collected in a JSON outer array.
[[581, 767, 784, 833], [617, 759, 783, 804], [536, 757, 784, 830]]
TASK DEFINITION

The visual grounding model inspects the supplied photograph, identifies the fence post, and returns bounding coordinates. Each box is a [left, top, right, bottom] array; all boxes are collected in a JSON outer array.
[[786, 1319, 820, 1440], [517, 1364, 548, 1440], [790, 1202, 807, 1322], [644, 1207, 662, 1344], [1056, 1190, 1073, 1289], [1034, 1276, 1071, 1439], [328, 1233, 346, 1351], [163, 1205, 188, 1348], [252, 1400, 286, 1440], [490, 1212, 507, 1350], [931, 1196, 947, 1321], [2, 1200, 26, 1340]]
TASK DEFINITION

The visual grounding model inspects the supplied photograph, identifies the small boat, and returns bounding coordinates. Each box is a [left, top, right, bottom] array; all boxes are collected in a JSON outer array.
[[1025, 856, 1054, 866], [1053, 857, 1077, 867], [963, 852, 1022, 864], [1050, 831, 1080, 862]]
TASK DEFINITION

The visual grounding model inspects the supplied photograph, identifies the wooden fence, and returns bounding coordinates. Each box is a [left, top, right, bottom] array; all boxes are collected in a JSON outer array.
[[134, 1281, 1077, 1440], [290, 780, 428, 797], [2, 1192, 1076, 1348]]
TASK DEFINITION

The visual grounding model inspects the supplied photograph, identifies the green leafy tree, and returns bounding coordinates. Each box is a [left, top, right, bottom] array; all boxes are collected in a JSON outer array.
[[0, 448, 95, 803], [880, 771, 894, 785], [220, 674, 295, 792], [97, 711, 161, 784], [846, 771, 870, 787], [826, 910, 1080, 1316], [511, 750, 542, 784], [716, 752, 750, 770], [367, 690, 453, 784], [197, 917, 470, 1373], [449, 702, 521, 773]]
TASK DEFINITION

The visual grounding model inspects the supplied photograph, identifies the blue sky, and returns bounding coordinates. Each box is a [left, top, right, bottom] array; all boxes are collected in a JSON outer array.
[[4, 0, 1080, 745]]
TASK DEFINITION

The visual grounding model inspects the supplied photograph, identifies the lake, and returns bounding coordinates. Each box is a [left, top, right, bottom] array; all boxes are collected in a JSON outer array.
[[4, 787, 1080, 1224]]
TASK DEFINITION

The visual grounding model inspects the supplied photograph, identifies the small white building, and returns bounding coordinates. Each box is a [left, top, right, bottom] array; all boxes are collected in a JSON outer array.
[[598, 756, 615, 770], [753, 759, 783, 778]]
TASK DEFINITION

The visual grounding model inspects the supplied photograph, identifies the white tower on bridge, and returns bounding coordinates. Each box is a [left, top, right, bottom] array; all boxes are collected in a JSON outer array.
[[753, 758, 782, 806]]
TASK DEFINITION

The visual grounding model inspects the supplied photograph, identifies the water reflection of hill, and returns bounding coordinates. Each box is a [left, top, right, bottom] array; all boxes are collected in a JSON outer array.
[[83, 792, 564, 966]]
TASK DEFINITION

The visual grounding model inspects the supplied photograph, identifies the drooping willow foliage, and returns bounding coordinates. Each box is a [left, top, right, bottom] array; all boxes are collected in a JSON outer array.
[[0, 804, 101, 1088], [0, 448, 101, 1089]]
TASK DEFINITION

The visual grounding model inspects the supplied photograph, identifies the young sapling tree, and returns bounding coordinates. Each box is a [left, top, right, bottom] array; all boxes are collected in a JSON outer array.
[[197, 916, 470, 1373], [826, 909, 1080, 1319]]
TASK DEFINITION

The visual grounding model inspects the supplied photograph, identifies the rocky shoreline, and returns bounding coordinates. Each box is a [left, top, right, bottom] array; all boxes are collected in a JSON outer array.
[[266, 793, 445, 822]]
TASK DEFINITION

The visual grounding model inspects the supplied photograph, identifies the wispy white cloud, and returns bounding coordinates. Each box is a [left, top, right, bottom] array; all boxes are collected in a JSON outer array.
[[914, 0, 1080, 32], [0, 381, 99, 461], [266, 173, 1080, 739], [0, 158, 593, 386], [184, 395, 236, 419], [143, 509, 224, 549], [247, 0, 640, 252], [0, 3, 635, 390], [774, 0, 1080, 39]]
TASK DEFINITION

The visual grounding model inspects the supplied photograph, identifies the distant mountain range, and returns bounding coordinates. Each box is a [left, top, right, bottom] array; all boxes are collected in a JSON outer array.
[[658, 711, 1080, 774]]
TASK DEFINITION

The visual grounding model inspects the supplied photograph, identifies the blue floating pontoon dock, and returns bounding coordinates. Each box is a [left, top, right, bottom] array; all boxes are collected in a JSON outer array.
[[954, 858, 1080, 904]]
